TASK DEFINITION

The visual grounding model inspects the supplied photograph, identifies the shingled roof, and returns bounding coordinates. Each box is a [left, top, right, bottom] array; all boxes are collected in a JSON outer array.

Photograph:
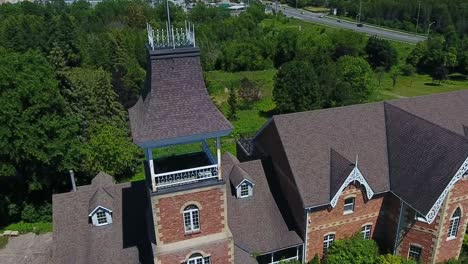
[[52, 173, 153, 264], [128, 47, 232, 147], [224, 154, 303, 255], [253, 90, 468, 223]]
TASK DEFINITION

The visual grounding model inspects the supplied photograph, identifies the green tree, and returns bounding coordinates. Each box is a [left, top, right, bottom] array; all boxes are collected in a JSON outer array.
[[273, 60, 322, 114], [0, 48, 79, 185], [390, 66, 400, 88], [80, 124, 141, 180], [62, 67, 126, 130], [227, 84, 238, 121], [238, 77, 261, 106], [336, 56, 376, 104], [365, 36, 398, 70], [326, 234, 379, 264]]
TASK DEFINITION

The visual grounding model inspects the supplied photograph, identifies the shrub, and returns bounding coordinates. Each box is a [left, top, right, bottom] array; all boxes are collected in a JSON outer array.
[[400, 64, 415, 76], [21, 203, 52, 223], [326, 234, 379, 264], [238, 77, 261, 106], [375, 254, 417, 264]]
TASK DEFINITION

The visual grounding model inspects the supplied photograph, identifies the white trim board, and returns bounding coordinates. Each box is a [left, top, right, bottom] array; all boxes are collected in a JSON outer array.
[[424, 156, 468, 224], [330, 166, 375, 208]]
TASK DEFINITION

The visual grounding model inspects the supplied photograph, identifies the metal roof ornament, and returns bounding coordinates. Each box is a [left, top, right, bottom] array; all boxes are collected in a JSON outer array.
[[146, 0, 196, 50]]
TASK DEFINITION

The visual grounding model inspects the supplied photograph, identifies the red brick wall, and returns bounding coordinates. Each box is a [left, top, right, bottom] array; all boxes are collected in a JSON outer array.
[[157, 239, 232, 264], [155, 187, 225, 244], [435, 178, 468, 263], [397, 211, 438, 264], [306, 184, 384, 260]]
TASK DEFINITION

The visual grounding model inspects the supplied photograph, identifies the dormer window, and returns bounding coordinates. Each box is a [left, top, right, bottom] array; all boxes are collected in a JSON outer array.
[[89, 206, 113, 226], [236, 180, 254, 199]]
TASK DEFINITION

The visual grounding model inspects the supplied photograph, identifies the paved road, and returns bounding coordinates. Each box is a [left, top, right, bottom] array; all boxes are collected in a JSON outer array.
[[0, 233, 52, 264], [272, 6, 427, 44]]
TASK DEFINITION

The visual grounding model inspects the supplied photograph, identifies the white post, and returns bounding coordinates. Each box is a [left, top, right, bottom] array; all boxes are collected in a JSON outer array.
[[145, 148, 156, 192], [216, 137, 221, 179]]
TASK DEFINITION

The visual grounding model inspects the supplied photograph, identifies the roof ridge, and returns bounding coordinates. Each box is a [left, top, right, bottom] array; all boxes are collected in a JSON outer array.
[[385, 102, 468, 143]]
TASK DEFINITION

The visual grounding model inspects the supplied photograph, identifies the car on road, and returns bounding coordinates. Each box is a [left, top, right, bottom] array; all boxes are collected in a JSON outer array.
[[357, 23, 364, 27], [337, 19, 341, 22], [300, 11, 304, 14], [319, 15, 324, 18]]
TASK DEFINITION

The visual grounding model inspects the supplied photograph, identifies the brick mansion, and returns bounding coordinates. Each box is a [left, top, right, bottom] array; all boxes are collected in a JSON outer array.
[[51, 24, 468, 264]]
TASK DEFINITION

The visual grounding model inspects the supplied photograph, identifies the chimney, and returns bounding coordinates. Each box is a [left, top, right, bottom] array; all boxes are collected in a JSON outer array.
[[69, 169, 77, 192]]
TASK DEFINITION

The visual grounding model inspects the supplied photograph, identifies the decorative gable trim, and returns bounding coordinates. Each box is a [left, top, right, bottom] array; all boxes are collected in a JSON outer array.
[[330, 166, 375, 208], [235, 179, 255, 189], [88, 206, 113, 217], [425, 156, 468, 224]]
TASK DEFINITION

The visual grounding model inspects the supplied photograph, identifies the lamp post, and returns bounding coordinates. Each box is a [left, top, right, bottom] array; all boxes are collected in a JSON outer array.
[[358, 0, 362, 23], [427, 21, 436, 37]]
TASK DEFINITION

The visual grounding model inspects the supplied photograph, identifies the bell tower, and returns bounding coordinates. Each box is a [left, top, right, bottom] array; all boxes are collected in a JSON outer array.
[[128, 20, 234, 264]]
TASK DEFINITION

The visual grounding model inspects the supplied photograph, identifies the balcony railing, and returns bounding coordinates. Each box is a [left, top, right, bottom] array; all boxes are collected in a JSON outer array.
[[270, 256, 299, 264], [152, 164, 219, 190]]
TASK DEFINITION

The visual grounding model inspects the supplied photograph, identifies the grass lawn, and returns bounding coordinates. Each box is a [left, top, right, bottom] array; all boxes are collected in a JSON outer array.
[[379, 73, 468, 98], [0, 236, 8, 249], [0, 221, 52, 235]]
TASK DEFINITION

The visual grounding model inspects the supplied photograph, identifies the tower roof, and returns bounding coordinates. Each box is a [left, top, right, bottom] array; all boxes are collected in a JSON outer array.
[[128, 47, 232, 147]]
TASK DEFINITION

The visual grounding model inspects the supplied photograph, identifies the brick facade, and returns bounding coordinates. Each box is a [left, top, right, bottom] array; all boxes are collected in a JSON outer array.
[[306, 184, 384, 260], [435, 178, 468, 262], [305, 180, 468, 264], [152, 184, 233, 264], [157, 239, 232, 264]]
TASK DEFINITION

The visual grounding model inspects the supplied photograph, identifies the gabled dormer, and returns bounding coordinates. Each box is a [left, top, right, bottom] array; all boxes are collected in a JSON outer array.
[[89, 206, 113, 226], [230, 165, 255, 199], [87, 172, 115, 227]]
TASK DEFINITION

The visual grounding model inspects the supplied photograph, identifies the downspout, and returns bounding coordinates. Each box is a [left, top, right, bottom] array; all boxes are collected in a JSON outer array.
[[303, 209, 309, 263], [393, 199, 404, 255]]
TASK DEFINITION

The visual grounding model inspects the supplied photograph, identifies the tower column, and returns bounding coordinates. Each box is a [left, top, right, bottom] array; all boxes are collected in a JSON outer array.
[[217, 137, 222, 179], [145, 148, 156, 192]]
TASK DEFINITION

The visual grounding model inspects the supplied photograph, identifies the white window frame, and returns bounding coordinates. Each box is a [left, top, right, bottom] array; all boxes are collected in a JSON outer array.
[[361, 224, 372, 240], [183, 205, 200, 233], [323, 234, 335, 255], [447, 208, 461, 240], [187, 254, 210, 264], [343, 197, 355, 214], [89, 206, 113, 227], [408, 245, 422, 262], [96, 210, 108, 225], [240, 182, 250, 198]]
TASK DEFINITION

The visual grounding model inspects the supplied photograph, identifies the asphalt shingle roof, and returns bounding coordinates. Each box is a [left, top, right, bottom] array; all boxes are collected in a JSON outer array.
[[52, 173, 153, 264], [224, 154, 303, 255], [128, 48, 232, 145], [254, 90, 468, 216]]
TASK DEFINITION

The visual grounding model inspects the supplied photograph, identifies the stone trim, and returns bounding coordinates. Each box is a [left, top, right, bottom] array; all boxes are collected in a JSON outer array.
[[183, 250, 210, 262], [308, 212, 379, 232], [180, 201, 203, 213], [156, 184, 222, 199], [156, 231, 232, 255], [432, 187, 451, 263]]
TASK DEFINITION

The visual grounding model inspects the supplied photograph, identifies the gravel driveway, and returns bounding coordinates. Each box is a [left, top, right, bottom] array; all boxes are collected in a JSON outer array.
[[0, 233, 52, 264]]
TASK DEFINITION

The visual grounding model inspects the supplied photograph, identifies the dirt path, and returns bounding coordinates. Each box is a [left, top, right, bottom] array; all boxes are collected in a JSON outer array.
[[0, 233, 52, 264]]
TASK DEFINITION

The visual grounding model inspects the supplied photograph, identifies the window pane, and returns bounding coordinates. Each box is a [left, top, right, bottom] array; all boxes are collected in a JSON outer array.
[[344, 198, 355, 213], [361, 225, 371, 239], [408, 245, 422, 261], [97, 211, 107, 225]]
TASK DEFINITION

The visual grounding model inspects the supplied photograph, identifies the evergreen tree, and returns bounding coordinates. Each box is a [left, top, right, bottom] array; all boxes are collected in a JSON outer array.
[[227, 84, 238, 121]]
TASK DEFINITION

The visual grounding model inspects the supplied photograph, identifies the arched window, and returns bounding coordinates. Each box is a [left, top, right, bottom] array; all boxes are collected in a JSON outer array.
[[184, 205, 200, 233], [187, 253, 211, 264], [448, 207, 461, 239]]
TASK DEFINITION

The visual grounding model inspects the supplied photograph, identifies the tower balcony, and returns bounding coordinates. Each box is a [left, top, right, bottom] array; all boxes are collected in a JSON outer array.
[[144, 138, 223, 192]]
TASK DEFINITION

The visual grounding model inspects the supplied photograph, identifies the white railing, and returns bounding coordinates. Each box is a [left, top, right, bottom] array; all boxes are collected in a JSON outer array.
[[153, 164, 218, 190], [270, 256, 299, 264]]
